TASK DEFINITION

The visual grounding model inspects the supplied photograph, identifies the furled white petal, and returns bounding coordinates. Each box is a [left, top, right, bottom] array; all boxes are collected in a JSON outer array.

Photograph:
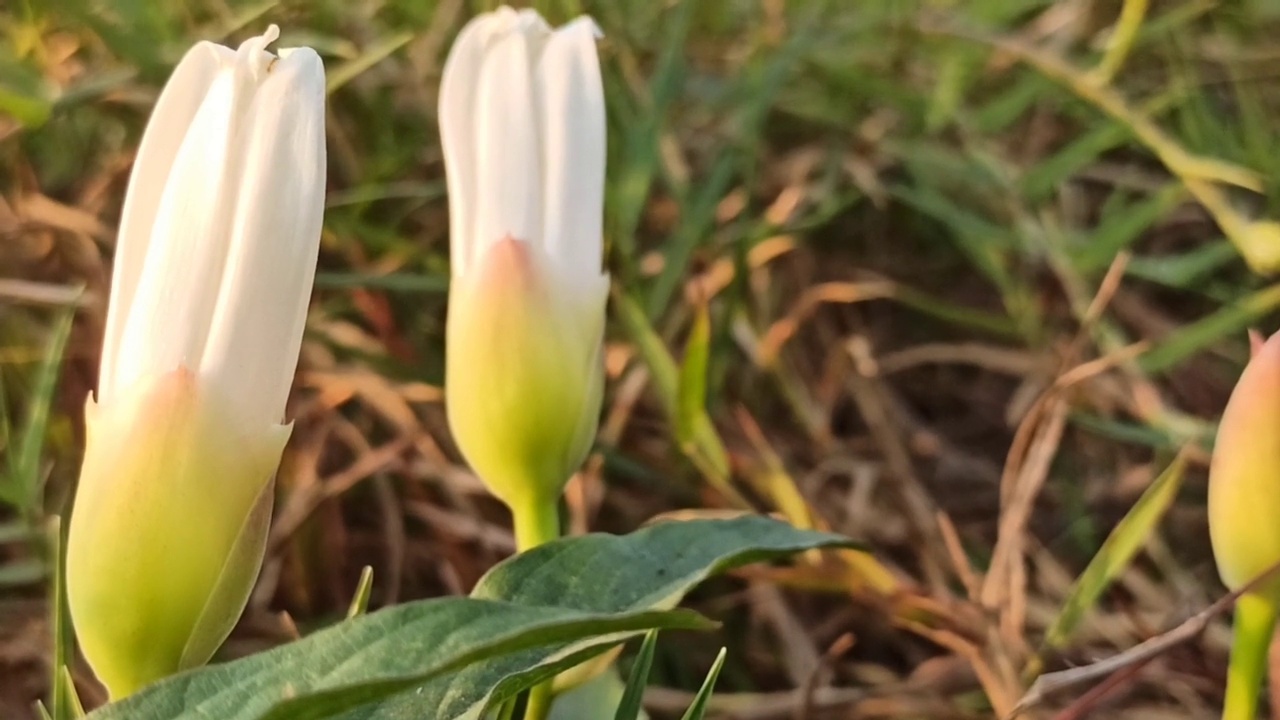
[[99, 42, 233, 403], [510, 9, 552, 59], [439, 17, 489, 278], [472, 27, 543, 265], [441, 10, 555, 277], [512, 8, 551, 33], [109, 69, 240, 404], [537, 17, 605, 278], [200, 46, 326, 428]]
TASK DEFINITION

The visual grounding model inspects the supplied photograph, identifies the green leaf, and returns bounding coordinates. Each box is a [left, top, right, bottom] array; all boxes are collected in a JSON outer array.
[[679, 648, 726, 720], [349, 516, 855, 719], [1043, 452, 1188, 648], [90, 517, 849, 720], [85, 600, 709, 720], [471, 516, 857, 612], [614, 632, 658, 720]]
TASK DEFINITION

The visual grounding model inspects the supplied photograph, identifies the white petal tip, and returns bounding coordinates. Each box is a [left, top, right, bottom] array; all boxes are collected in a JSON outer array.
[[274, 46, 324, 77], [572, 16, 604, 39]]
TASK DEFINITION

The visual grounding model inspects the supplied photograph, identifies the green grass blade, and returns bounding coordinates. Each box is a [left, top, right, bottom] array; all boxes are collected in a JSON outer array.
[[614, 291, 736, 499], [1043, 451, 1188, 649], [8, 306, 75, 520], [325, 31, 413, 94], [613, 631, 658, 720], [604, 0, 695, 282], [346, 566, 375, 619], [49, 516, 82, 720], [676, 307, 710, 448], [678, 648, 727, 720], [1139, 284, 1280, 374], [58, 666, 85, 719]]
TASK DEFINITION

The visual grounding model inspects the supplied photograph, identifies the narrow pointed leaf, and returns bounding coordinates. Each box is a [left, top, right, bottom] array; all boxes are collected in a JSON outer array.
[[676, 307, 710, 448], [5, 306, 74, 516], [679, 648, 726, 720], [58, 666, 86, 719], [1044, 451, 1188, 648], [346, 566, 374, 619], [613, 631, 658, 720], [50, 516, 81, 720]]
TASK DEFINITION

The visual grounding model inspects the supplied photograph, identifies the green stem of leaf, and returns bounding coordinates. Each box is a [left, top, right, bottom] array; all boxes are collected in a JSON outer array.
[[1223, 592, 1277, 720]]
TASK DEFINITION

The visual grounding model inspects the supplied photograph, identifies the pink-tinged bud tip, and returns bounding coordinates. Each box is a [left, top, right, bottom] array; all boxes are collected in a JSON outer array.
[[1209, 330, 1280, 595]]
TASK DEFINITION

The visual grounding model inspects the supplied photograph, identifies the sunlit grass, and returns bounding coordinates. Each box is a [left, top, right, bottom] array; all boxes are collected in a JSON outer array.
[[3, 0, 1279, 716]]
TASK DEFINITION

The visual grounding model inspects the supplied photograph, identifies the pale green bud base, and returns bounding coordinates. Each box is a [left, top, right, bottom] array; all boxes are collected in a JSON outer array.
[[66, 371, 288, 698], [1223, 592, 1278, 720], [444, 237, 605, 512]]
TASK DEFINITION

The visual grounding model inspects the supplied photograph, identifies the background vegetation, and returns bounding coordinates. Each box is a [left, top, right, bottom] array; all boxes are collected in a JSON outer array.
[[2, 0, 1278, 717]]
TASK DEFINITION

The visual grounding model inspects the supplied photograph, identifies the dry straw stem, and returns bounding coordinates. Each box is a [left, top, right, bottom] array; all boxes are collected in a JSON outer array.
[[965, 254, 1137, 717], [844, 335, 950, 593], [981, 256, 1130, 625], [1011, 558, 1280, 717]]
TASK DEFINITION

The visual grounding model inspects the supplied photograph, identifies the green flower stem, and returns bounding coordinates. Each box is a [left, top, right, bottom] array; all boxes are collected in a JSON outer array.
[[523, 684, 554, 720], [512, 494, 561, 553], [511, 493, 562, 720], [1223, 592, 1278, 720]]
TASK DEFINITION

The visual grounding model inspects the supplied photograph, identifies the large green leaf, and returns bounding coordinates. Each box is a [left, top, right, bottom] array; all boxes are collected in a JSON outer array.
[[89, 516, 852, 720], [86, 599, 708, 720], [336, 516, 856, 719], [471, 515, 856, 611]]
